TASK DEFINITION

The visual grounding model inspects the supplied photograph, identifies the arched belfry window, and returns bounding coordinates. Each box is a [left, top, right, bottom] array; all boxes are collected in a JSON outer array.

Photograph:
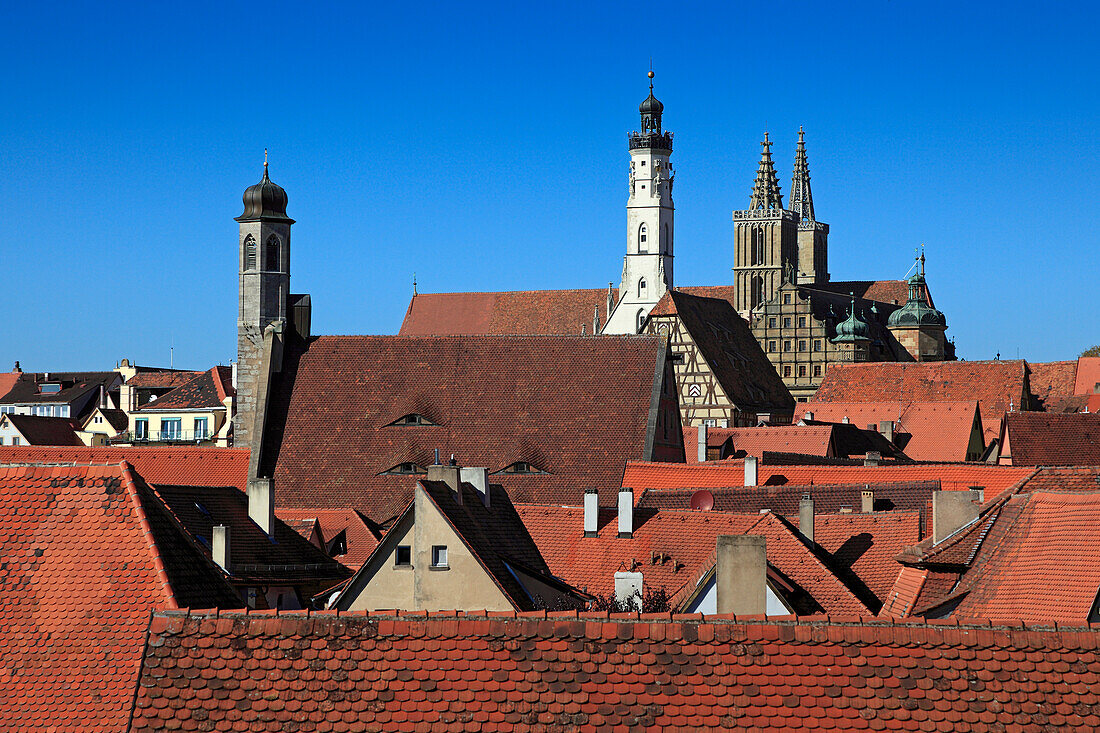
[[750, 275, 764, 310], [264, 234, 280, 271], [638, 223, 648, 253], [637, 309, 647, 333], [751, 228, 764, 266], [638, 278, 647, 298], [243, 234, 257, 271]]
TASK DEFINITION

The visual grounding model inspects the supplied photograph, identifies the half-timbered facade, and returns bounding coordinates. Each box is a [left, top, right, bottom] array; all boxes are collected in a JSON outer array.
[[645, 290, 793, 427]]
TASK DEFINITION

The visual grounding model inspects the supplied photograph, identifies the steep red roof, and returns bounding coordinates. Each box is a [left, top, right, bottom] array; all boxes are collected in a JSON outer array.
[[1001, 412, 1100, 465], [813, 511, 921, 605], [0, 445, 249, 490], [399, 288, 617, 336], [811, 361, 1029, 442], [132, 608, 1100, 731], [276, 508, 382, 570], [0, 414, 83, 445], [1073, 357, 1100, 396], [125, 370, 202, 389], [624, 459, 1036, 495], [1028, 360, 1078, 412], [795, 401, 983, 462], [0, 371, 18, 400], [262, 335, 682, 522], [136, 365, 234, 411], [0, 463, 239, 732]]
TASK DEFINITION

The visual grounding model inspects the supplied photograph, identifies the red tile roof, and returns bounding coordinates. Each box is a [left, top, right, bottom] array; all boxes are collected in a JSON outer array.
[[1028, 360, 1078, 412], [879, 565, 929, 617], [1073, 357, 1100, 396], [0, 445, 249, 490], [131, 608, 1100, 731], [795, 400, 983, 462], [1001, 412, 1100, 465], [623, 459, 1036, 495], [125, 370, 203, 389], [135, 366, 234, 411], [398, 288, 617, 336], [811, 360, 1030, 442], [0, 371, 18, 400], [516, 504, 870, 614], [276, 508, 382, 570], [0, 462, 239, 732], [262, 335, 682, 522], [813, 511, 922, 606], [0, 414, 83, 445]]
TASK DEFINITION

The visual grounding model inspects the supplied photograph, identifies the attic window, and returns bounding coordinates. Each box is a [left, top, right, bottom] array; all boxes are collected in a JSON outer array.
[[383, 463, 427, 475], [39, 384, 61, 394], [387, 414, 436, 426], [496, 462, 548, 475]]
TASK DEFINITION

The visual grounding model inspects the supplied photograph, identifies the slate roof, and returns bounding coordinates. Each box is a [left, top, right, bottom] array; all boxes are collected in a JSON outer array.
[[0, 445, 249, 490], [811, 361, 1031, 441], [0, 371, 119, 405], [131, 608, 1100, 732], [154, 484, 351, 586], [399, 288, 617, 336], [650, 290, 794, 412], [0, 462, 240, 732], [796, 401, 982, 462], [0, 414, 83, 445], [135, 365, 233, 411], [1001, 412, 1100, 466], [125, 370, 203, 389], [261, 335, 680, 522], [516, 503, 870, 614], [623, 459, 1037, 495], [275, 508, 382, 570]]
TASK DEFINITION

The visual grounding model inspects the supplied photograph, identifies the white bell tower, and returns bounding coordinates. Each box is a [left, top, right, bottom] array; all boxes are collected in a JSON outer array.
[[604, 71, 675, 334]]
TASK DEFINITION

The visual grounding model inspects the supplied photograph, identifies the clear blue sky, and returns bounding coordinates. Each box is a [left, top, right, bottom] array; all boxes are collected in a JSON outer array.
[[1, 0, 1096, 371]]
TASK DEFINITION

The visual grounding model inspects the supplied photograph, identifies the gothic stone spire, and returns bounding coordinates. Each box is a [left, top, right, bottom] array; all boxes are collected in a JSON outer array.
[[789, 126, 815, 223], [749, 132, 784, 211]]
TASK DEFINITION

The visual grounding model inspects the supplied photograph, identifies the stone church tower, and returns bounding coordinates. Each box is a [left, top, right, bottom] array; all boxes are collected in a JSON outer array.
[[789, 127, 829, 285], [731, 133, 798, 317], [604, 72, 675, 334], [234, 155, 293, 450]]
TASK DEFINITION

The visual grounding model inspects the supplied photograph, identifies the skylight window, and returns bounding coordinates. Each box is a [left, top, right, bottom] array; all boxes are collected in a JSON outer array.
[[39, 384, 61, 394], [382, 463, 427, 475], [495, 462, 548, 475], [386, 414, 436, 427]]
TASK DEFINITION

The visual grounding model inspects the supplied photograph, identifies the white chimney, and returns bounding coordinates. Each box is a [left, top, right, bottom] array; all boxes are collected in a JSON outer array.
[[212, 524, 231, 572], [618, 488, 634, 538], [861, 489, 874, 513], [614, 571, 643, 611], [583, 489, 599, 537], [460, 467, 490, 507], [744, 456, 758, 487], [799, 494, 815, 543], [697, 425, 708, 462], [247, 478, 275, 537]]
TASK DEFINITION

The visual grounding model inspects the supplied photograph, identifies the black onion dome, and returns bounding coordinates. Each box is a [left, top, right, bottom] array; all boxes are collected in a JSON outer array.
[[235, 162, 294, 223], [639, 90, 664, 115]]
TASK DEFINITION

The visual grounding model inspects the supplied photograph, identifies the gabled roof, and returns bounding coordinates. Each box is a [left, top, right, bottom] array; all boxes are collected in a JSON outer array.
[[132, 609, 1100, 732], [811, 361, 1030, 441], [0, 462, 239, 731], [262, 335, 679, 521], [624, 459, 1037, 495], [399, 288, 617, 336], [0, 445, 249, 490], [276, 508, 382, 570], [650, 290, 794, 411], [687, 424, 904, 462], [1073, 357, 1100, 396], [153, 484, 351, 585], [135, 366, 234, 411], [0, 371, 119, 406], [516, 503, 870, 614], [87, 407, 130, 432], [1001, 412, 1100, 465], [124, 369, 203, 389], [795, 401, 982, 462], [0, 414, 83, 445]]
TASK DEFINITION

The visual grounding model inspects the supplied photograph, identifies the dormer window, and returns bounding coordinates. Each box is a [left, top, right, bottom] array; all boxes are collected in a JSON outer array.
[[385, 414, 436, 427], [383, 463, 427, 475], [495, 462, 548, 475], [39, 383, 61, 394]]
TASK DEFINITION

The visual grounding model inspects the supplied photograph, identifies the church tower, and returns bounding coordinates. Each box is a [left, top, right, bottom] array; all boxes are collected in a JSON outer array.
[[789, 127, 829, 285], [234, 153, 293, 449], [732, 133, 798, 317], [604, 71, 675, 334]]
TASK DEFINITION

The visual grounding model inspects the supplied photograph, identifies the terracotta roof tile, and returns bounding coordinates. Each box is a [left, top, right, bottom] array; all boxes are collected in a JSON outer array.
[[0, 371, 18, 400], [795, 401, 983, 462], [135, 366, 234, 411], [813, 511, 922, 605], [1028, 360, 1079, 412], [263, 335, 681, 522], [399, 288, 618, 336], [0, 445, 249, 490], [131, 609, 1100, 731], [1073, 357, 1100, 397], [0, 462, 239, 732], [275, 508, 382, 570], [124, 370, 203, 389], [1001, 412, 1100, 466]]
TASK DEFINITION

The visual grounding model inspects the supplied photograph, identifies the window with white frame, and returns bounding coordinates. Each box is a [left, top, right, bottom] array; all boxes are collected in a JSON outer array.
[[431, 546, 448, 568]]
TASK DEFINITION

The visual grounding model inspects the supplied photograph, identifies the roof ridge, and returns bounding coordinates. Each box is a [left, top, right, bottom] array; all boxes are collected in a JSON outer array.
[[118, 461, 179, 609]]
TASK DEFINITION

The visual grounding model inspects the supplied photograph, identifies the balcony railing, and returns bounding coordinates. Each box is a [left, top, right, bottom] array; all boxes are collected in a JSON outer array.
[[110, 430, 213, 444]]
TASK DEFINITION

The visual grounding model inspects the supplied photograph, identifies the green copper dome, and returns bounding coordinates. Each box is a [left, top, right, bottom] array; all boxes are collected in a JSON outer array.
[[888, 271, 946, 329], [833, 299, 870, 342]]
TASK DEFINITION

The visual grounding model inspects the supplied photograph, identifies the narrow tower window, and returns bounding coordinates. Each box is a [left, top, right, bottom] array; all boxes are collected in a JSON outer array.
[[264, 234, 280, 271], [751, 228, 764, 266], [638, 223, 648, 253], [243, 234, 257, 271], [750, 275, 764, 310], [636, 309, 646, 333], [638, 278, 647, 298], [664, 223, 670, 252]]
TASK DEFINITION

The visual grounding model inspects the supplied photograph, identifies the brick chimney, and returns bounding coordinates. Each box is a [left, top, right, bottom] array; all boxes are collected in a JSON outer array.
[[799, 494, 815, 543], [583, 489, 598, 537], [618, 488, 634, 538], [932, 490, 982, 544], [744, 456, 758, 487], [716, 535, 766, 615]]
